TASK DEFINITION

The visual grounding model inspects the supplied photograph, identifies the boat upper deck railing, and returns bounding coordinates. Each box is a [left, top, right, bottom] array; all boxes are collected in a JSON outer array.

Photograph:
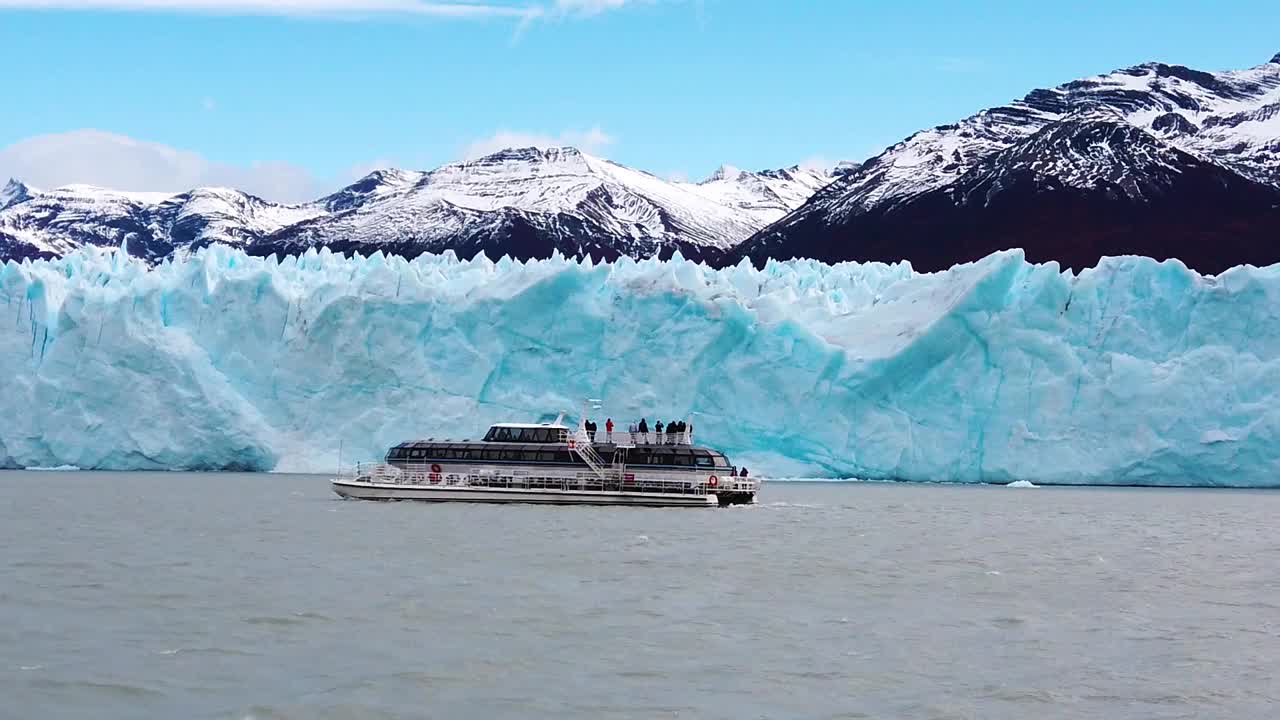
[[578, 429, 694, 446], [480, 426, 695, 446]]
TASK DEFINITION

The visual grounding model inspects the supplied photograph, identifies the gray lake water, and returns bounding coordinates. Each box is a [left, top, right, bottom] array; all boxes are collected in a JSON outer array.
[[2, 471, 1278, 719]]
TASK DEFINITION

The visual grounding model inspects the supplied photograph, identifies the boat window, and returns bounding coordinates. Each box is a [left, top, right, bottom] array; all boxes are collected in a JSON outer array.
[[673, 455, 693, 466], [519, 451, 538, 462], [537, 451, 558, 462], [482, 450, 501, 461], [409, 449, 426, 459], [713, 455, 730, 468], [695, 456, 715, 468], [496, 427, 513, 442], [531, 429, 549, 443], [483, 428, 496, 441], [651, 455, 673, 466], [461, 449, 478, 461], [500, 449, 520, 461], [557, 452, 574, 464]]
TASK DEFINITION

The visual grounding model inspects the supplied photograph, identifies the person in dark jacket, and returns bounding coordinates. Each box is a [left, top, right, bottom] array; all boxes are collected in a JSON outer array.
[[638, 418, 648, 435], [740, 466, 749, 478], [655, 420, 665, 444]]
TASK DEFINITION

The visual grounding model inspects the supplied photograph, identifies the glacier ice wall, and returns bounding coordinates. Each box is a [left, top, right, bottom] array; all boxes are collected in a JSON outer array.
[[3, 243, 1280, 485]]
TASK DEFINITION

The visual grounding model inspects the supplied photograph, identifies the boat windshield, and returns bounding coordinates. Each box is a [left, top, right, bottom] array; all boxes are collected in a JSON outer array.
[[483, 426, 565, 443]]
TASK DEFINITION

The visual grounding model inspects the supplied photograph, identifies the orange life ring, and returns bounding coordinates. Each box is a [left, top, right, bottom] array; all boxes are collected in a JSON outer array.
[[430, 463, 442, 473], [708, 475, 719, 487]]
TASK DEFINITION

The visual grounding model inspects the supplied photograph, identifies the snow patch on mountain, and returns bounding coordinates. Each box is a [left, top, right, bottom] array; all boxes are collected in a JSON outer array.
[[684, 164, 832, 226]]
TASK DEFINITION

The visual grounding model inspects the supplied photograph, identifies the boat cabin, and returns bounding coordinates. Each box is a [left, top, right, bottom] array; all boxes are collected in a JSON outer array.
[[386, 440, 733, 471]]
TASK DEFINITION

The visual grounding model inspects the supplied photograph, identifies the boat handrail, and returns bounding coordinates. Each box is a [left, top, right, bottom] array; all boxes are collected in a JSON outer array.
[[580, 430, 694, 446]]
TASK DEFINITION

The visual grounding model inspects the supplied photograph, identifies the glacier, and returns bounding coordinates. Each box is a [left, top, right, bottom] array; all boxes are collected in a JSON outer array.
[[3, 243, 1280, 486]]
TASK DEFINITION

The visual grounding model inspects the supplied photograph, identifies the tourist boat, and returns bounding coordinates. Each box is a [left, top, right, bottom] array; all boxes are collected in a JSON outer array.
[[330, 408, 759, 507]]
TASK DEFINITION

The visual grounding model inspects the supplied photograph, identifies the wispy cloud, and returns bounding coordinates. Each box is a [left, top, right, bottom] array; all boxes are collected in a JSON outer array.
[[799, 155, 831, 173], [461, 127, 615, 159], [551, 0, 633, 16], [0, 130, 322, 203], [0, 0, 536, 18]]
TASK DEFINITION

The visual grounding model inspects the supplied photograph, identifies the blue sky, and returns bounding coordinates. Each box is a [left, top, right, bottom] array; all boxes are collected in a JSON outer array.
[[1, 0, 1278, 201]]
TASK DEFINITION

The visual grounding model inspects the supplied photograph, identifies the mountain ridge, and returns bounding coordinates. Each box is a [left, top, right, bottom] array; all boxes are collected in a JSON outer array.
[[731, 52, 1280, 273], [0, 148, 831, 264]]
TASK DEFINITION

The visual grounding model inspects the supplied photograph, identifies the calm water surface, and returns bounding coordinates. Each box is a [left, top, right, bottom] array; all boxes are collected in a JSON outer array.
[[2, 472, 1278, 719]]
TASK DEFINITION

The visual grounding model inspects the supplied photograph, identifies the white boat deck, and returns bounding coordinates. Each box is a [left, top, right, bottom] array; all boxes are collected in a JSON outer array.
[[331, 460, 757, 507]]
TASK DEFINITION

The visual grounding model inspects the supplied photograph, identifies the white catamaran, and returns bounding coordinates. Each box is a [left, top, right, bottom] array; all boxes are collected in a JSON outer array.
[[331, 406, 759, 507]]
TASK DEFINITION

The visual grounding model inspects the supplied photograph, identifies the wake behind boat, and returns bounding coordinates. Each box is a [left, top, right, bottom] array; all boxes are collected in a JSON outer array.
[[331, 408, 759, 507]]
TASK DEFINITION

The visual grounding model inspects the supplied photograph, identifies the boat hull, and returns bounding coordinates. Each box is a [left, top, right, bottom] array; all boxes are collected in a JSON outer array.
[[331, 480, 719, 507]]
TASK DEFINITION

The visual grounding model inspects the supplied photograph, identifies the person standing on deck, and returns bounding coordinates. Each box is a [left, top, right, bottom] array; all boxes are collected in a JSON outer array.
[[606, 418, 614, 442], [655, 420, 665, 444]]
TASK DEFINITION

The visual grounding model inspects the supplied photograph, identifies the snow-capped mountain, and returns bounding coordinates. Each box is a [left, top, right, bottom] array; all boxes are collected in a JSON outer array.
[[0, 148, 832, 264], [733, 52, 1280, 273], [680, 164, 832, 226], [256, 148, 832, 263], [0, 182, 320, 263], [0, 178, 32, 211]]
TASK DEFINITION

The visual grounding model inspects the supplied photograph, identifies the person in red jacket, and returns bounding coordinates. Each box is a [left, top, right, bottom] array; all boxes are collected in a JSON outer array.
[[605, 418, 614, 442]]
